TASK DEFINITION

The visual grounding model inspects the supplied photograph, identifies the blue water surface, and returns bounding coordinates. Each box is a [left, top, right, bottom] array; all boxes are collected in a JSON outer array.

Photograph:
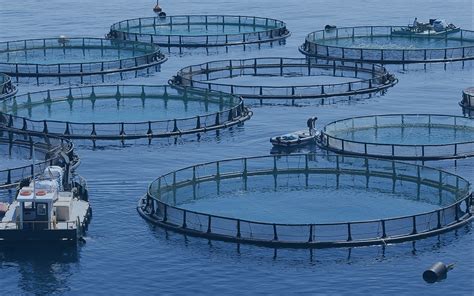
[[0, 0, 473, 295]]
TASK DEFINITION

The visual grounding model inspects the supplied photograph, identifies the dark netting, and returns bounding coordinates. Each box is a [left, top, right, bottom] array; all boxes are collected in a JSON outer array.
[[0, 85, 252, 140], [319, 114, 474, 160], [0, 129, 76, 189], [0, 38, 167, 84], [461, 87, 474, 110], [0, 73, 17, 100], [108, 15, 290, 47], [300, 26, 474, 64], [138, 154, 472, 248], [170, 57, 397, 101]]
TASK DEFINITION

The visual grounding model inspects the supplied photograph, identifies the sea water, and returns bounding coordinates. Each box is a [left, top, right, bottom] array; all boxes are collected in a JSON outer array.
[[0, 0, 473, 295]]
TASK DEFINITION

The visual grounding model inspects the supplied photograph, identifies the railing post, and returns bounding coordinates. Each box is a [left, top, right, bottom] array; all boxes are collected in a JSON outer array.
[[273, 224, 278, 241], [237, 219, 241, 238], [411, 216, 417, 235], [182, 210, 187, 228], [207, 216, 212, 233], [163, 204, 168, 222], [42, 120, 48, 134], [347, 223, 352, 241], [308, 224, 313, 242], [381, 220, 387, 238], [437, 210, 442, 229]]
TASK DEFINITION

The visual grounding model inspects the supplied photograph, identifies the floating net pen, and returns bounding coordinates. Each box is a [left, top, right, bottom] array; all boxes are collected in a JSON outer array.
[[108, 15, 290, 48], [170, 57, 398, 102], [138, 154, 472, 248], [0, 73, 17, 100], [318, 114, 474, 161], [0, 129, 76, 189], [0, 85, 252, 140], [0, 37, 167, 84], [300, 26, 474, 64]]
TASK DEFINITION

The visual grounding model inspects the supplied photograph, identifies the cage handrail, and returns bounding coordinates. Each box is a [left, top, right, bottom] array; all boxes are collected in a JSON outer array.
[[303, 26, 474, 51], [320, 113, 474, 148], [2, 85, 245, 125], [176, 58, 391, 89], [145, 154, 471, 228], [110, 15, 287, 38]]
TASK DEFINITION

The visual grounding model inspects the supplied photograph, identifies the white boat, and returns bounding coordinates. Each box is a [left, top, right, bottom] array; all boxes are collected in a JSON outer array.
[[393, 19, 460, 36], [270, 117, 319, 148], [0, 166, 91, 242]]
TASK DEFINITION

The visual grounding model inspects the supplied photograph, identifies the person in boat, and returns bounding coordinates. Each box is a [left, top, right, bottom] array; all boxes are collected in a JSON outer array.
[[153, 0, 162, 13], [307, 116, 318, 136], [412, 17, 419, 27]]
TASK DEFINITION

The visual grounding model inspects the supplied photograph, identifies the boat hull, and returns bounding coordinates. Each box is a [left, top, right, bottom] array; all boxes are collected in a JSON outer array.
[[0, 229, 77, 241]]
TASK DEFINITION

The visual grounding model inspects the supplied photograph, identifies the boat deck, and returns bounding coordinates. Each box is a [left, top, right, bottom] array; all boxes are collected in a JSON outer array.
[[0, 199, 90, 230]]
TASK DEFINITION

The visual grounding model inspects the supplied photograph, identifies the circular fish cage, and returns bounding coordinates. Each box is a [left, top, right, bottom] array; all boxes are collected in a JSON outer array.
[[0, 73, 17, 100], [460, 87, 474, 110], [170, 57, 398, 102], [138, 154, 472, 248], [0, 85, 252, 141], [0, 37, 167, 84], [108, 15, 290, 48], [318, 114, 474, 161], [299, 26, 474, 64], [0, 129, 76, 189]]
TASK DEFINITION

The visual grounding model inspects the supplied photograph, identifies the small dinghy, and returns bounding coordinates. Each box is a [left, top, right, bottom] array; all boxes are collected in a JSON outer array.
[[324, 25, 337, 31], [270, 117, 319, 148], [393, 18, 460, 36]]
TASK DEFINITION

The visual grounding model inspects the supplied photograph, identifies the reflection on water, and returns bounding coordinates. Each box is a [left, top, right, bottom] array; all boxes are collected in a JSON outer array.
[[0, 244, 79, 295]]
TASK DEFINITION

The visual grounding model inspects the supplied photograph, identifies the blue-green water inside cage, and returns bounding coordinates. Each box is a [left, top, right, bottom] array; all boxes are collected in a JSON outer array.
[[0, 48, 146, 64], [128, 24, 272, 36], [10, 96, 225, 122], [180, 186, 440, 224], [209, 75, 359, 86], [317, 36, 474, 50], [329, 126, 474, 145]]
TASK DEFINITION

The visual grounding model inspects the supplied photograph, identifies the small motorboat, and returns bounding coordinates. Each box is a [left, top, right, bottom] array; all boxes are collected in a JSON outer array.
[[270, 117, 319, 148], [324, 25, 337, 31], [0, 165, 91, 242], [393, 18, 460, 36]]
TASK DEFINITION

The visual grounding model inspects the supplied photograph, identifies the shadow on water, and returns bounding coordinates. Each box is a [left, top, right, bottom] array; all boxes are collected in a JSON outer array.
[[0, 243, 80, 295]]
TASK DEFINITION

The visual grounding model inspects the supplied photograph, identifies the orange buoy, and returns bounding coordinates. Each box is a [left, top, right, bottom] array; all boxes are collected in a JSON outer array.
[[20, 190, 32, 196], [36, 190, 47, 196]]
